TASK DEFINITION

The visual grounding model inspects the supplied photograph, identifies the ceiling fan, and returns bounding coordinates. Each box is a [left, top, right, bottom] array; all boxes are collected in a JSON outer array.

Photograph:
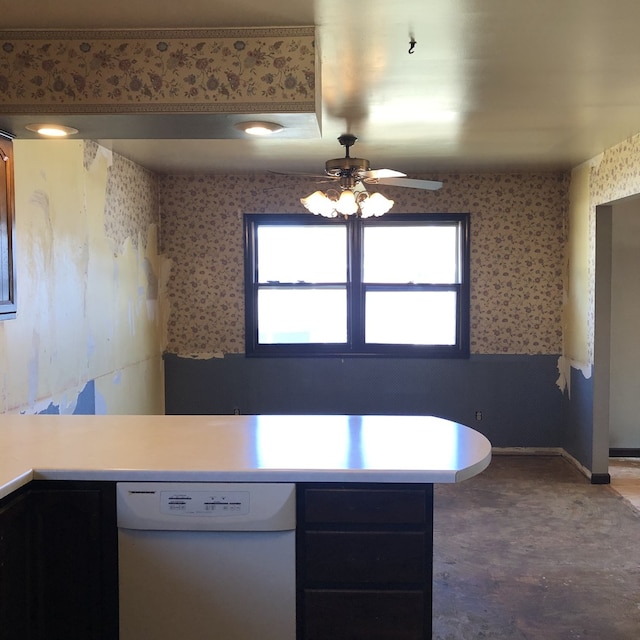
[[322, 133, 443, 191], [296, 134, 443, 218]]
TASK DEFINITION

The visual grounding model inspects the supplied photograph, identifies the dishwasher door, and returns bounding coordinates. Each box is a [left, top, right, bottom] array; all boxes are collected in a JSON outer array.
[[117, 482, 296, 640]]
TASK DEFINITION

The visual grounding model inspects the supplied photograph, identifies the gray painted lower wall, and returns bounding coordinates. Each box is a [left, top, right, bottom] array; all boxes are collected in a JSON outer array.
[[164, 353, 564, 449], [562, 368, 594, 470]]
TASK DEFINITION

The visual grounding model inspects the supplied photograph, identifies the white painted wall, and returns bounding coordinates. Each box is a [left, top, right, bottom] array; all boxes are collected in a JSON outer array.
[[610, 197, 640, 448]]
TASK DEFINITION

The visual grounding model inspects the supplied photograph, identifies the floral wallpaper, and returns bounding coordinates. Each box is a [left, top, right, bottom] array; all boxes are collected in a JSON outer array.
[[584, 132, 640, 363], [159, 171, 569, 356], [84, 141, 159, 251], [0, 28, 315, 112]]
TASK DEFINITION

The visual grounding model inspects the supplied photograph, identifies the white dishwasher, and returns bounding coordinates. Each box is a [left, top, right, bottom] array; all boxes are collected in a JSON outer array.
[[117, 482, 296, 640]]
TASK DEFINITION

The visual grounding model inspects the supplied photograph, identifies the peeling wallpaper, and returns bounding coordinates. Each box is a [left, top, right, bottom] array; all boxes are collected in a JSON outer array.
[[3, 131, 636, 415], [99, 142, 159, 251], [0, 139, 166, 414], [560, 132, 640, 371], [159, 171, 569, 356], [587, 134, 640, 363]]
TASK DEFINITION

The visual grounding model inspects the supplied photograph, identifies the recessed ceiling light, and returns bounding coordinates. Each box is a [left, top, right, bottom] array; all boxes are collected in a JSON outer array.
[[235, 121, 284, 136], [25, 124, 79, 137]]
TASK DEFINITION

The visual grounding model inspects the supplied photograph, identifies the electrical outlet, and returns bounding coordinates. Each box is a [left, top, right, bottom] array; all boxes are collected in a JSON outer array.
[[475, 411, 482, 421]]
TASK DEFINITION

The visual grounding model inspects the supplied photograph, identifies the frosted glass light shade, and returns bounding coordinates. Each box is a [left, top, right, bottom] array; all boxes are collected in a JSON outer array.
[[359, 192, 394, 218], [300, 191, 338, 218], [336, 190, 358, 215], [301, 187, 394, 218]]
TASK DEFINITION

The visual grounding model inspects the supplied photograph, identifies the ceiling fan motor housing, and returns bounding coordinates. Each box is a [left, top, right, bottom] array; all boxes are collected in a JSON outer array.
[[325, 132, 371, 184], [325, 156, 371, 175]]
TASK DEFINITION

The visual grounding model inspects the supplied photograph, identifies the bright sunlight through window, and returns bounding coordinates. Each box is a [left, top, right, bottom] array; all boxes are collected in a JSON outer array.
[[244, 214, 469, 357]]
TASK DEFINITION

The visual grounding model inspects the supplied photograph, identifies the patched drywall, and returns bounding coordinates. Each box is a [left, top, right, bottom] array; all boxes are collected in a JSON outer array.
[[0, 140, 168, 414], [557, 161, 593, 394], [563, 162, 591, 365]]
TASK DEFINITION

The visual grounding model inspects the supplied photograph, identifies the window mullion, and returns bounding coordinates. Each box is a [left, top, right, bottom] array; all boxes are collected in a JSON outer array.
[[348, 218, 365, 351]]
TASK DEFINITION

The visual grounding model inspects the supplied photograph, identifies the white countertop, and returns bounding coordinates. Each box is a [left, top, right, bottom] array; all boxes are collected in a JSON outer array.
[[0, 414, 491, 500]]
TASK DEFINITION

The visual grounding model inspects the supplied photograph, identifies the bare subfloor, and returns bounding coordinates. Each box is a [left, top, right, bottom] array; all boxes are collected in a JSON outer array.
[[433, 456, 640, 639]]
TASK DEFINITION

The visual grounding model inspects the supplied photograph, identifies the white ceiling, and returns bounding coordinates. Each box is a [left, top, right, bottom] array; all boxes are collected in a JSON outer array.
[[4, 0, 640, 175]]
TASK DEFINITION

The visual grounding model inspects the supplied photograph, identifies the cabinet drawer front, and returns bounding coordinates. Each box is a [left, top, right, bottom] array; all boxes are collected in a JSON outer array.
[[305, 531, 426, 584], [304, 589, 426, 640], [304, 488, 427, 524]]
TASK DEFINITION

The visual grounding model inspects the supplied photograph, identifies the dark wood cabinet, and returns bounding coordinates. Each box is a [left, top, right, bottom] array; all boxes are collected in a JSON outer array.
[[0, 482, 118, 640], [4, 478, 435, 640], [297, 483, 433, 640], [0, 488, 31, 640]]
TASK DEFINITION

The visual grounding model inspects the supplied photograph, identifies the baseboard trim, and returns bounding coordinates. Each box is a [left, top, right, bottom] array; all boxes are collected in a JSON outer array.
[[491, 447, 611, 485], [492, 447, 563, 456], [609, 448, 640, 458]]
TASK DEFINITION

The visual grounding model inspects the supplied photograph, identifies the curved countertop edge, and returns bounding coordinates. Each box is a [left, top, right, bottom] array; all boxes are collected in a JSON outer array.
[[0, 414, 492, 501], [31, 462, 492, 485], [2, 458, 492, 500], [454, 450, 493, 483]]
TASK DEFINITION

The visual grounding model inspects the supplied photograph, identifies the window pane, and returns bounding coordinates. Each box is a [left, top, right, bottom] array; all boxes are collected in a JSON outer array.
[[257, 225, 346, 283], [258, 288, 347, 344], [363, 225, 459, 283], [245, 213, 469, 357], [365, 291, 458, 345]]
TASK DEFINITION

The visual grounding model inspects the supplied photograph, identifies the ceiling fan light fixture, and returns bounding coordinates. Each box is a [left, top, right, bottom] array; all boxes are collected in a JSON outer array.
[[235, 121, 284, 136], [301, 187, 394, 218], [298, 133, 437, 218]]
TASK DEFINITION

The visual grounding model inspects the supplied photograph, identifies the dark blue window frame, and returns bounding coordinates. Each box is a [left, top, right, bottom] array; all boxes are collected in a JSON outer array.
[[244, 213, 470, 358]]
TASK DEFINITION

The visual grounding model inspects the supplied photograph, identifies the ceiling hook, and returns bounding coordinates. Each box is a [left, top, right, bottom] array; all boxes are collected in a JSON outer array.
[[408, 38, 416, 54]]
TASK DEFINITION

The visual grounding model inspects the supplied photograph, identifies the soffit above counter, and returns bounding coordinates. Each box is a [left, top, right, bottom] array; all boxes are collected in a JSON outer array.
[[0, 27, 320, 142]]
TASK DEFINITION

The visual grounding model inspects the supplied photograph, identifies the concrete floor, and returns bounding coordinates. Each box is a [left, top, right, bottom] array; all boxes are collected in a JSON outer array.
[[432, 455, 640, 639]]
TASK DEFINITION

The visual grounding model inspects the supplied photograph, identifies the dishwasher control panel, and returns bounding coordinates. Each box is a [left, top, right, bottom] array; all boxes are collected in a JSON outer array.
[[161, 490, 250, 516], [117, 482, 296, 532]]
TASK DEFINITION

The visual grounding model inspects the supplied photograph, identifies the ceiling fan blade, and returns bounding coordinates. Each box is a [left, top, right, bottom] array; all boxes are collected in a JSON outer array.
[[375, 177, 443, 190], [362, 168, 406, 179]]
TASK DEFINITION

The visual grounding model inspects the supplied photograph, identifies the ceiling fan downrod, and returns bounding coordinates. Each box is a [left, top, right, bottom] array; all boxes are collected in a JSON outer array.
[[338, 133, 357, 157]]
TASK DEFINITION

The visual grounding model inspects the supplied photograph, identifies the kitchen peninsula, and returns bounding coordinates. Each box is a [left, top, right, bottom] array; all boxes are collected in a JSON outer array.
[[0, 414, 491, 639]]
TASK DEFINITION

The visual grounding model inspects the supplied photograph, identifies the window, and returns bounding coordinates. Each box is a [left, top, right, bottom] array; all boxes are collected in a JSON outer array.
[[0, 134, 16, 320], [244, 213, 469, 357]]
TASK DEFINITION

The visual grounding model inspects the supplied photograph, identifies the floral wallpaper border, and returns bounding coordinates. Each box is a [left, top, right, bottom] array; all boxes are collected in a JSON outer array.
[[0, 28, 315, 113]]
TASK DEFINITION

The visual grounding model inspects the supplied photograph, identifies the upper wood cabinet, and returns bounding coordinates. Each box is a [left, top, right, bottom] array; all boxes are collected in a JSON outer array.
[[0, 133, 16, 320]]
